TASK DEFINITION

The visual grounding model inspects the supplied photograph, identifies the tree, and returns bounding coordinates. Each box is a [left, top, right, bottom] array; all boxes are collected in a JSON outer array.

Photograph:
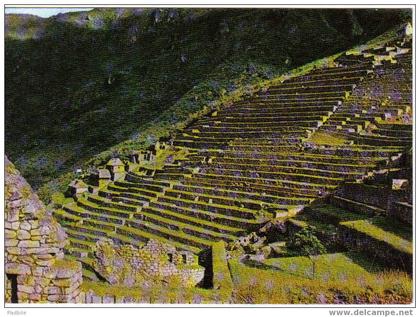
[[291, 227, 327, 279]]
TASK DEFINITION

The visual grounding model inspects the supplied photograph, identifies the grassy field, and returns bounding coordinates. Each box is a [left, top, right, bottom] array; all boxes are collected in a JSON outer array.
[[229, 252, 412, 304]]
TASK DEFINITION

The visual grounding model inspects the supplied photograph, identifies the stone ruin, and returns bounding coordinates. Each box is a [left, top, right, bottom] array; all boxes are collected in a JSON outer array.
[[5, 155, 83, 303], [92, 239, 205, 288]]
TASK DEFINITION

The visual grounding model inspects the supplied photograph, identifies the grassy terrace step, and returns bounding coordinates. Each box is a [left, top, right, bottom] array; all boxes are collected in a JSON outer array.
[[345, 134, 412, 146], [173, 139, 229, 149], [173, 182, 314, 203], [124, 172, 172, 187], [236, 93, 345, 105], [187, 121, 321, 130], [193, 171, 338, 190], [165, 187, 311, 207], [282, 69, 370, 83], [60, 204, 208, 254], [207, 156, 375, 172], [139, 205, 245, 236], [375, 122, 413, 131], [250, 89, 345, 98], [86, 195, 137, 212], [215, 112, 332, 121], [330, 195, 386, 216], [196, 117, 327, 127], [156, 194, 257, 220], [206, 161, 363, 180], [225, 101, 338, 110], [115, 179, 167, 193], [227, 140, 301, 147], [265, 83, 355, 93], [197, 150, 384, 164], [340, 217, 412, 255], [64, 222, 140, 247], [123, 218, 215, 250], [63, 203, 126, 226], [99, 188, 152, 206], [244, 95, 344, 103], [68, 236, 96, 251], [108, 182, 160, 197], [270, 75, 364, 88], [76, 198, 135, 219], [373, 128, 413, 138], [149, 200, 261, 229], [215, 138, 301, 146], [306, 146, 405, 158], [114, 225, 202, 254], [55, 209, 117, 237], [200, 157, 375, 172], [153, 173, 190, 181], [181, 129, 310, 138], [234, 99, 340, 107], [181, 128, 308, 136], [199, 167, 346, 185], [228, 145, 302, 153], [129, 210, 238, 242], [305, 203, 370, 225], [180, 176, 320, 198]]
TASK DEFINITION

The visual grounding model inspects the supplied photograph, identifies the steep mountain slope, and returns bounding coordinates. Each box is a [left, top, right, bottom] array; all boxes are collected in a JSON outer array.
[[53, 26, 413, 302], [5, 8, 410, 201]]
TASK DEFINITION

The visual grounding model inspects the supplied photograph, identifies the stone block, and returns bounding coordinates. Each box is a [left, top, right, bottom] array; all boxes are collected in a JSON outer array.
[[17, 230, 31, 240], [17, 291, 29, 301], [30, 229, 41, 236], [18, 240, 40, 248], [5, 229, 17, 239], [32, 267, 45, 276], [18, 285, 35, 294], [48, 286, 61, 295], [53, 278, 72, 288], [5, 239, 19, 247], [103, 296, 115, 304], [29, 220, 40, 229], [34, 284, 43, 294], [36, 259, 55, 267], [7, 221, 20, 230], [392, 179, 409, 190], [29, 293, 41, 302], [5, 262, 31, 275], [19, 255, 35, 265], [47, 294, 60, 302], [6, 247, 21, 255], [7, 210, 19, 222], [20, 221, 32, 231]]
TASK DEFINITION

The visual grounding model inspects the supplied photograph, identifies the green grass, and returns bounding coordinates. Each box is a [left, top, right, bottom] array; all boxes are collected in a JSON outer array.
[[341, 217, 412, 254], [229, 252, 412, 304], [262, 252, 385, 281], [307, 131, 350, 146], [81, 280, 217, 304]]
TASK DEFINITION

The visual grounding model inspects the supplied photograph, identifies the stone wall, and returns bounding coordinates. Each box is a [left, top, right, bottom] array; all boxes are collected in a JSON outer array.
[[337, 224, 412, 274], [92, 239, 205, 288], [5, 156, 83, 303]]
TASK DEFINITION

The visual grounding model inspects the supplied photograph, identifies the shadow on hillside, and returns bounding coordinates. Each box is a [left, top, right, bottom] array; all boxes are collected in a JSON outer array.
[[5, 8, 411, 198]]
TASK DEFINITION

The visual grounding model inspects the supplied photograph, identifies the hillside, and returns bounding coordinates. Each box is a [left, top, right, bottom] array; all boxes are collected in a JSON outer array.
[[52, 23, 413, 303], [5, 8, 410, 202]]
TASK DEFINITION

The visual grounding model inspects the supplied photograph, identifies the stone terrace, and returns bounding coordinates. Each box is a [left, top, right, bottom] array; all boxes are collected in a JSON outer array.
[[55, 32, 413, 280]]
